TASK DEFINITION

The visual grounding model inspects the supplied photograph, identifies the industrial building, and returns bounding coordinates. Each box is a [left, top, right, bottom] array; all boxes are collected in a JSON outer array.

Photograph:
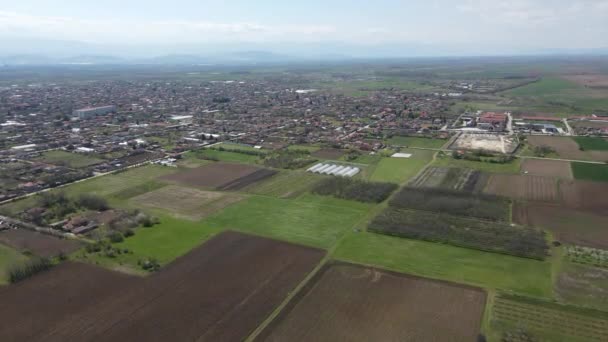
[[73, 105, 116, 119]]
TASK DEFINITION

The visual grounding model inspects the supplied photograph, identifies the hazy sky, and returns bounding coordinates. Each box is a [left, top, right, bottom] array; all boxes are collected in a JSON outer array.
[[1, 0, 608, 54]]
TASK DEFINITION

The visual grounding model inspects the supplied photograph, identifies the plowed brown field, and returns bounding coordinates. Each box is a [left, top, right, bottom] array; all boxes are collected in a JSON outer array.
[[527, 136, 608, 162], [484, 174, 559, 202], [521, 159, 573, 179], [258, 263, 486, 342], [0, 229, 82, 257], [0, 231, 324, 342], [160, 162, 263, 189]]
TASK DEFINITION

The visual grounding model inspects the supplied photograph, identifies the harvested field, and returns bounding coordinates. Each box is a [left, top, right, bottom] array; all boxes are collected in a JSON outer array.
[[131, 185, 244, 220], [0, 262, 142, 341], [410, 167, 487, 193], [259, 263, 486, 342], [0, 232, 324, 342], [513, 202, 608, 249], [559, 180, 608, 215], [527, 135, 608, 162], [491, 294, 608, 342], [160, 162, 262, 189], [311, 148, 345, 160], [0, 229, 82, 258], [484, 174, 559, 202], [218, 168, 277, 191], [520, 158, 573, 179]]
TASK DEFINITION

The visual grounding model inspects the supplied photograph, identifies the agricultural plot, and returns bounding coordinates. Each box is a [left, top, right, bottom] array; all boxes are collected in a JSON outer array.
[[433, 153, 522, 173], [0, 229, 82, 258], [34, 150, 104, 168], [259, 263, 486, 342], [243, 171, 322, 198], [334, 233, 552, 297], [555, 262, 608, 312], [311, 148, 345, 160], [571, 162, 608, 182], [527, 135, 608, 162], [573, 136, 608, 151], [219, 169, 277, 191], [390, 187, 510, 221], [369, 208, 548, 259], [491, 294, 608, 342], [520, 158, 573, 179], [559, 180, 608, 215], [311, 177, 397, 203], [513, 203, 608, 249], [202, 194, 371, 249], [566, 245, 608, 269], [369, 155, 432, 184], [130, 185, 244, 220], [483, 174, 559, 202], [0, 232, 324, 342], [387, 135, 447, 148], [160, 162, 268, 190], [410, 167, 487, 193], [195, 149, 261, 164]]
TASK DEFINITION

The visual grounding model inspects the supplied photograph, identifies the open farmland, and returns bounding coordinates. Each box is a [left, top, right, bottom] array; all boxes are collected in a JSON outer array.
[[202, 194, 371, 249], [34, 150, 104, 168], [0, 232, 324, 341], [311, 177, 397, 203], [390, 187, 510, 221], [433, 152, 522, 173], [259, 263, 486, 342], [559, 180, 608, 215], [244, 171, 322, 198], [0, 229, 82, 257], [513, 203, 608, 249], [573, 136, 608, 151], [555, 263, 608, 312], [491, 294, 608, 342], [410, 166, 487, 193], [311, 148, 345, 160], [160, 162, 267, 189], [527, 135, 608, 162], [130, 185, 244, 220], [334, 232, 552, 297], [369, 151, 433, 184], [521, 158, 573, 179], [483, 174, 559, 202], [572, 162, 608, 182], [369, 208, 548, 259], [219, 168, 277, 191]]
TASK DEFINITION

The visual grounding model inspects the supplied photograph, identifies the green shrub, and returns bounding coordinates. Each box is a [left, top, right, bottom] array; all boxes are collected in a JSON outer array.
[[8, 258, 53, 283]]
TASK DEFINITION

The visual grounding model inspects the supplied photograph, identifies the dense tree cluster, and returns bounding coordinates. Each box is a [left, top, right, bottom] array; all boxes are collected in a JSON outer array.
[[8, 257, 53, 283], [390, 187, 510, 221], [263, 150, 316, 170], [369, 208, 548, 260], [312, 177, 398, 203]]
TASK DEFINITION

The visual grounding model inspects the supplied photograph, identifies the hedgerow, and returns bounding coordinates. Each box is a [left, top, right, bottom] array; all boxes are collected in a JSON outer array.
[[312, 177, 398, 203]]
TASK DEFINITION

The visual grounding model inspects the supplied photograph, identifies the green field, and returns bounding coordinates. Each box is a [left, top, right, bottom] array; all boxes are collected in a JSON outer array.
[[369, 150, 434, 184], [35, 150, 104, 168], [244, 171, 322, 198], [75, 215, 222, 270], [571, 162, 608, 182], [505, 78, 581, 97], [0, 244, 27, 285], [197, 149, 260, 164], [287, 144, 321, 152], [574, 136, 608, 151], [333, 232, 552, 297], [433, 154, 521, 173], [555, 262, 608, 312], [202, 194, 372, 249], [387, 136, 447, 149]]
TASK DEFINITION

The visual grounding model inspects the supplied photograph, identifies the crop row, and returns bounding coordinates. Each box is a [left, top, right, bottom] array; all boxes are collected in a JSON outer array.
[[566, 245, 608, 268], [312, 177, 398, 203]]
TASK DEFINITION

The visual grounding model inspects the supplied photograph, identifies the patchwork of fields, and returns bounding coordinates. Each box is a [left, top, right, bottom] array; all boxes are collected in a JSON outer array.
[[2, 142, 608, 341]]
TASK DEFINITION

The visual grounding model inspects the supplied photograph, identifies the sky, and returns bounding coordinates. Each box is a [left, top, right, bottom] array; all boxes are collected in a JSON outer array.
[[1, 0, 608, 57]]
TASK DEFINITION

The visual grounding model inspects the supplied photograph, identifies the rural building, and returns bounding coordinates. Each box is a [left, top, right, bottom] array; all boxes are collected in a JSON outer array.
[[478, 112, 508, 131]]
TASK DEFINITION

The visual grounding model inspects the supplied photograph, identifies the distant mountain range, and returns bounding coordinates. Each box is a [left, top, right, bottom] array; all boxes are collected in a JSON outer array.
[[1, 37, 607, 66]]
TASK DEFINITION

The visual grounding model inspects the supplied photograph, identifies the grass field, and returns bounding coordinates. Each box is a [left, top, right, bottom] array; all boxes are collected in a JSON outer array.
[[75, 215, 223, 269], [573, 136, 608, 151], [197, 149, 261, 164], [202, 194, 372, 249], [0, 244, 27, 285], [571, 162, 608, 182], [243, 171, 322, 198], [505, 77, 581, 97], [433, 154, 521, 173], [35, 150, 104, 168], [369, 150, 434, 184], [287, 144, 321, 152], [333, 232, 552, 297], [387, 136, 447, 148]]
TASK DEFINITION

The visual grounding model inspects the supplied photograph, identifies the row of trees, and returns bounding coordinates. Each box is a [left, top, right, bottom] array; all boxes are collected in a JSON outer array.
[[8, 257, 54, 283]]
